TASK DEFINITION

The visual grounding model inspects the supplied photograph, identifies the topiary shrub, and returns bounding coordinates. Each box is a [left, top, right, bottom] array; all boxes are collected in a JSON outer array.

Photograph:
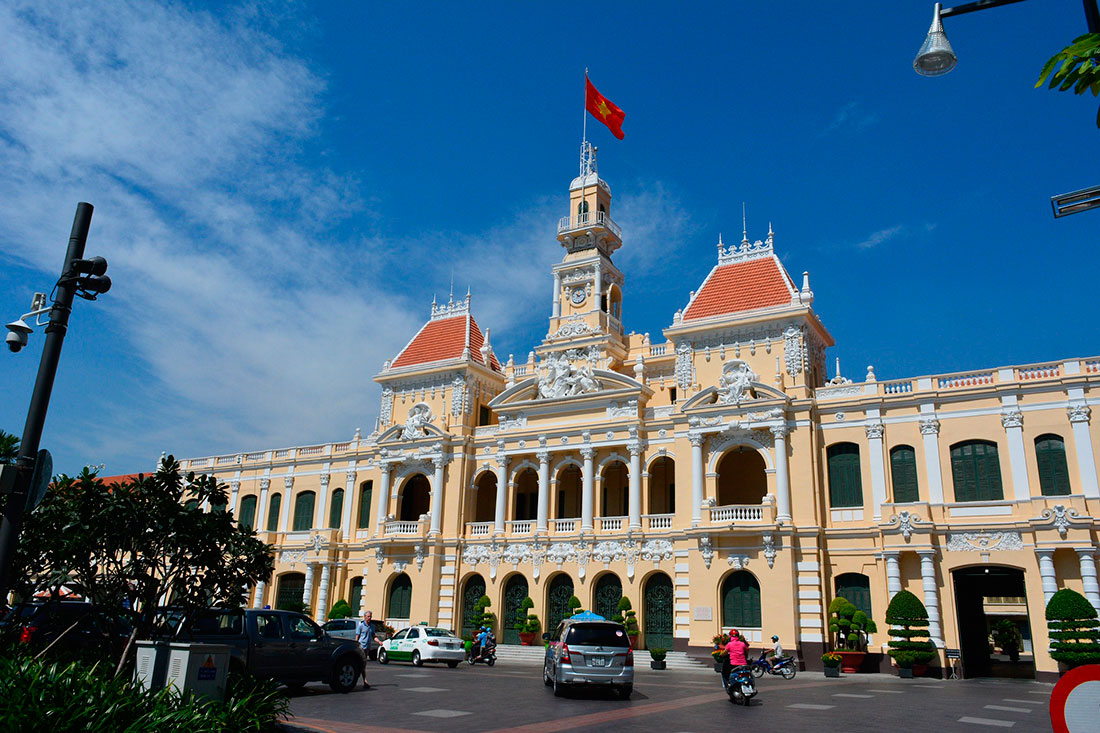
[[649, 647, 667, 661], [1046, 588, 1100, 668], [828, 596, 877, 651], [514, 596, 536, 632], [474, 594, 496, 632], [885, 590, 936, 669], [567, 595, 583, 616], [328, 599, 353, 620]]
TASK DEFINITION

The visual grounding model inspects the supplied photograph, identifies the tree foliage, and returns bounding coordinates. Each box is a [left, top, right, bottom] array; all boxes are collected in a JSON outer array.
[[0, 430, 19, 464], [9, 457, 274, 648], [828, 596, 877, 651], [328, 599, 353, 620], [1037, 33, 1100, 127], [1046, 588, 1100, 667], [885, 590, 936, 669]]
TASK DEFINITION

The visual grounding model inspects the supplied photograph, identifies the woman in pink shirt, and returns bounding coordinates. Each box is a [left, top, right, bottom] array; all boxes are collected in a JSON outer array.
[[724, 629, 749, 666]]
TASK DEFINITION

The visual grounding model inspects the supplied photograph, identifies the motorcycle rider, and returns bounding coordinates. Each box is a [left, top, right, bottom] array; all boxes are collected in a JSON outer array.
[[473, 626, 493, 662], [724, 628, 750, 688], [768, 634, 788, 667]]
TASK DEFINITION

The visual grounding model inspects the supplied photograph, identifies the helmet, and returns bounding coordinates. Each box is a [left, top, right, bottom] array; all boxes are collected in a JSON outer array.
[[729, 629, 739, 638], [772, 635, 779, 642]]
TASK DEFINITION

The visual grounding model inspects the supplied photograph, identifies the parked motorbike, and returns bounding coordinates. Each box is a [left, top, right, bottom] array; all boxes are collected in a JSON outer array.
[[751, 650, 797, 679], [723, 664, 757, 705], [467, 641, 497, 666]]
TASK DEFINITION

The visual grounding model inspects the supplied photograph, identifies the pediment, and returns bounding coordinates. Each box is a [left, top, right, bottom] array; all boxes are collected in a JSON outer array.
[[376, 419, 449, 445], [680, 381, 789, 411], [489, 369, 651, 410]]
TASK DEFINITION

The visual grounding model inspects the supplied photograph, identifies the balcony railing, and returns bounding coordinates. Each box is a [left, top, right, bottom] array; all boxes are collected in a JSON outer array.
[[385, 520, 421, 536], [509, 520, 534, 535], [598, 516, 624, 532], [644, 514, 673, 530], [557, 210, 622, 239], [551, 518, 577, 533], [708, 504, 763, 522], [466, 522, 493, 538]]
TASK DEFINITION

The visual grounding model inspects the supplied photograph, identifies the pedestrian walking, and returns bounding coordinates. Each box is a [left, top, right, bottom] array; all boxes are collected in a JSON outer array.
[[356, 610, 376, 689]]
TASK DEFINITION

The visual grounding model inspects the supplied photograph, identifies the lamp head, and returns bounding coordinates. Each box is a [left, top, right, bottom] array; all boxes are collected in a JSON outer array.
[[914, 2, 957, 77]]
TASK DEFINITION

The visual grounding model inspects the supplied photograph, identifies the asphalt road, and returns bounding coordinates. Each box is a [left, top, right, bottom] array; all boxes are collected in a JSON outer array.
[[280, 660, 1054, 732]]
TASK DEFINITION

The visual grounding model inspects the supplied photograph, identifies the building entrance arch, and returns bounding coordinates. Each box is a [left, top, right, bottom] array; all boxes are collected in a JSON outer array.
[[644, 573, 674, 650], [952, 565, 1034, 679], [546, 574, 574, 633], [593, 574, 622, 620], [461, 574, 486, 638], [502, 575, 529, 645]]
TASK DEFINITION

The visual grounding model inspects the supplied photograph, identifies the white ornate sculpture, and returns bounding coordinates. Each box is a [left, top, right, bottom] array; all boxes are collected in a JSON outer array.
[[727, 554, 750, 569], [783, 326, 802, 377], [401, 403, 433, 441], [716, 359, 758, 404], [1039, 505, 1081, 539], [699, 536, 714, 570], [537, 352, 601, 399], [888, 510, 922, 540], [945, 531, 1023, 552], [762, 535, 777, 568]]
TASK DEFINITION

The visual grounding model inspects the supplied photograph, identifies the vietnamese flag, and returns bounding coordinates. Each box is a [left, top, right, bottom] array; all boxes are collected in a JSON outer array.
[[585, 75, 625, 140]]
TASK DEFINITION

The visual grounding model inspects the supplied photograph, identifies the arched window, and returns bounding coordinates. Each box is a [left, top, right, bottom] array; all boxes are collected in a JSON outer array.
[[717, 448, 767, 505], [1035, 434, 1071, 496], [950, 440, 1003, 502], [648, 456, 675, 515], [357, 481, 372, 529], [292, 491, 315, 531], [349, 577, 362, 617], [577, 200, 590, 222], [890, 445, 919, 503], [388, 574, 412, 619], [514, 468, 538, 521], [827, 443, 863, 508], [557, 465, 582, 519], [835, 573, 872, 617], [721, 571, 761, 628], [266, 493, 282, 531], [473, 472, 496, 523], [329, 488, 344, 529], [593, 574, 623, 620], [238, 495, 257, 531], [600, 461, 628, 517], [398, 475, 430, 522], [276, 573, 305, 611]]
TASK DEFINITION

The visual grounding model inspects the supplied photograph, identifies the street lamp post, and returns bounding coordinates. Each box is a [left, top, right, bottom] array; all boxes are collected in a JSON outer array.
[[0, 203, 111, 602]]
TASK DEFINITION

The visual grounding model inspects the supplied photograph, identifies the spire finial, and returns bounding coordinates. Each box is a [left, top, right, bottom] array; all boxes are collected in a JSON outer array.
[[717, 232, 724, 252], [449, 268, 454, 301], [741, 203, 749, 245]]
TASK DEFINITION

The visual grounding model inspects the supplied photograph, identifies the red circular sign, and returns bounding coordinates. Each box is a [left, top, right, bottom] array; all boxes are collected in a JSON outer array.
[[1051, 664, 1100, 733]]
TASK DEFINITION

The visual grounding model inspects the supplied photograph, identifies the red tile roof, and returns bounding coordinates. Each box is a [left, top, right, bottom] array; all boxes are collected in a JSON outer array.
[[683, 257, 795, 321], [391, 315, 501, 371]]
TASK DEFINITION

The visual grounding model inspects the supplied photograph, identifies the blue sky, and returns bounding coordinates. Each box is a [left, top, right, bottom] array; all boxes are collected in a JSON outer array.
[[1, 1, 1096, 476]]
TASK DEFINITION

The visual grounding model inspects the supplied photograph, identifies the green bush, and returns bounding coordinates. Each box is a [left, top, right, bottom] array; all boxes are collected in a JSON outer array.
[[828, 596, 877, 651], [567, 595, 582, 615], [1046, 588, 1100, 667], [514, 596, 536, 631], [328, 599, 353, 620], [885, 590, 936, 669], [473, 594, 496, 632], [649, 647, 667, 661]]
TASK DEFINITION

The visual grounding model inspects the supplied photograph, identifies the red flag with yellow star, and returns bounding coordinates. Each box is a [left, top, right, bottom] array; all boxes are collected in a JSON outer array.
[[585, 75, 625, 140]]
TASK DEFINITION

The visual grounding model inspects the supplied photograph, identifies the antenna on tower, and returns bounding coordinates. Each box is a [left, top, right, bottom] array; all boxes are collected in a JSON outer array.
[[742, 203, 749, 245]]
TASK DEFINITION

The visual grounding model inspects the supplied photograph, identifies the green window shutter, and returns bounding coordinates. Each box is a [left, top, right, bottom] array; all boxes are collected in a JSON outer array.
[[329, 488, 344, 529], [238, 495, 257, 531], [357, 483, 373, 529], [1036, 435, 1071, 496], [277, 574, 305, 610], [951, 441, 1003, 502], [389, 575, 412, 619], [266, 493, 282, 531], [349, 577, 363, 617], [722, 572, 761, 627], [835, 573, 872, 617], [827, 443, 863, 508], [889, 446, 920, 503], [293, 491, 315, 531]]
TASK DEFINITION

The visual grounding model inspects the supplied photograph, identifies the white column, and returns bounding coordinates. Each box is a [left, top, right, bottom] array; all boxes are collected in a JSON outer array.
[[303, 563, 316, 617], [581, 447, 595, 531], [256, 478, 271, 532], [316, 564, 333, 623], [1036, 549, 1058, 605], [1068, 406, 1100, 498], [278, 476, 294, 532], [252, 580, 266, 609], [918, 550, 943, 645], [1077, 549, 1100, 612], [375, 465, 391, 537], [340, 471, 356, 536], [866, 422, 887, 520], [690, 433, 704, 527], [359, 571, 369, 616], [919, 418, 945, 503], [628, 443, 642, 530], [228, 480, 240, 515], [316, 474, 330, 530], [494, 455, 509, 535], [884, 552, 902, 598], [552, 272, 561, 318], [536, 450, 550, 533], [771, 425, 792, 524], [1001, 408, 1032, 501], [430, 457, 445, 536], [593, 264, 602, 313]]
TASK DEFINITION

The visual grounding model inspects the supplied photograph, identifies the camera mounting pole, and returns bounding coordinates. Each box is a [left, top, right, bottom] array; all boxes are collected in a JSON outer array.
[[0, 202, 95, 602]]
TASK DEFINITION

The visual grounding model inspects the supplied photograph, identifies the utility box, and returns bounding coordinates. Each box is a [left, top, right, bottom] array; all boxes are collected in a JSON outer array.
[[134, 640, 172, 692], [165, 642, 231, 701]]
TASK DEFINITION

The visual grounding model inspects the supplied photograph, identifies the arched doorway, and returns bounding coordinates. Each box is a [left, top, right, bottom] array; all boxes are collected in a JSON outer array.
[[276, 573, 305, 612], [717, 449, 767, 505], [952, 566, 1034, 679], [546, 574, 574, 634], [594, 574, 623, 620], [513, 468, 538, 521], [399, 475, 430, 522], [388, 574, 412, 620], [721, 571, 761, 628], [502, 575, 529, 645], [648, 456, 675, 515], [556, 465, 581, 519], [644, 573, 674, 650], [473, 471, 496, 523], [600, 461, 628, 517], [461, 574, 486, 639]]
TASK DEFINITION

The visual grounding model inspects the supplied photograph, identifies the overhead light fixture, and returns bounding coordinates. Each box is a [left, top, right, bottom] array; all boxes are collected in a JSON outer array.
[[914, 3, 958, 76], [1051, 184, 1100, 217]]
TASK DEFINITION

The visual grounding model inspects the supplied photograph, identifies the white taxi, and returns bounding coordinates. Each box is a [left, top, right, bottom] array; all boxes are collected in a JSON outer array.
[[377, 625, 466, 668]]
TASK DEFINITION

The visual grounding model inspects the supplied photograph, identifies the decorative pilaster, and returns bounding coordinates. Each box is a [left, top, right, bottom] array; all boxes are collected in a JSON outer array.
[[884, 552, 902, 598], [581, 446, 595, 531], [1001, 407, 1032, 501], [628, 440, 643, 530], [341, 471, 356, 536], [316, 563, 333, 623], [865, 422, 887, 521], [303, 563, 316, 617], [917, 550, 943, 645], [495, 454, 509, 535], [257, 478, 271, 533], [315, 474, 331, 531], [536, 449, 550, 533], [771, 424, 792, 524], [375, 465, 392, 537], [228, 480, 240, 515], [278, 476, 294, 532], [430, 457, 445, 536], [1036, 549, 1058, 605], [690, 433, 704, 527], [359, 571, 369, 616], [1077, 549, 1100, 612], [1067, 405, 1100, 498], [552, 272, 561, 318], [919, 418, 945, 504], [252, 580, 266, 609]]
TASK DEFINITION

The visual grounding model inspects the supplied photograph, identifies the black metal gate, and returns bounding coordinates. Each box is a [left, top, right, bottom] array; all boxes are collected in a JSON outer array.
[[461, 575, 486, 639], [594, 574, 622, 620], [644, 573, 674, 650], [546, 575, 574, 635], [502, 576, 529, 644]]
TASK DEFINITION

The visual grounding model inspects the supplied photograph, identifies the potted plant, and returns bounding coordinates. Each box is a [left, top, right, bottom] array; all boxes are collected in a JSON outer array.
[[885, 589, 936, 678], [711, 632, 730, 672], [991, 618, 1022, 663], [1047, 588, 1100, 670], [649, 647, 668, 670], [327, 599, 352, 620], [612, 597, 640, 649], [474, 594, 496, 634], [821, 651, 842, 677], [827, 596, 877, 673], [515, 596, 539, 645], [567, 595, 583, 617]]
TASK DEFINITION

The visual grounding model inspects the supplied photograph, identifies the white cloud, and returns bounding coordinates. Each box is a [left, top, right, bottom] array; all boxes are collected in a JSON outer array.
[[822, 100, 879, 136], [855, 224, 904, 250]]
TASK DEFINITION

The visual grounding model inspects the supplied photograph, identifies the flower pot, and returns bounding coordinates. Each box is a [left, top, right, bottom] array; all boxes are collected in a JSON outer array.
[[898, 667, 914, 679], [629, 634, 638, 649], [650, 660, 666, 670], [518, 632, 536, 646], [836, 651, 865, 674], [823, 666, 840, 678]]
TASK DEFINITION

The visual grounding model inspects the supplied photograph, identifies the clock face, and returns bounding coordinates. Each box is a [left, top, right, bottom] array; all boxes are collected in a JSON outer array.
[[570, 287, 586, 305]]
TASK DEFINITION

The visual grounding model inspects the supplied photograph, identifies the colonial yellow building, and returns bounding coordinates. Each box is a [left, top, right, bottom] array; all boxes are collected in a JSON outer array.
[[184, 145, 1099, 681]]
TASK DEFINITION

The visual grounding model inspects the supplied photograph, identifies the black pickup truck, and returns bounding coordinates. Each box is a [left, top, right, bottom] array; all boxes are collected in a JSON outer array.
[[169, 608, 364, 692]]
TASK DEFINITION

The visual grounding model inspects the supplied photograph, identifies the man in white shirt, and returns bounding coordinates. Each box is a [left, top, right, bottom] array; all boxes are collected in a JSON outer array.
[[356, 610, 376, 689]]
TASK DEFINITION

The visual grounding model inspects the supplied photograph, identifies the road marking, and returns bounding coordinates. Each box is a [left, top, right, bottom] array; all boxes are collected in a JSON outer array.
[[984, 705, 1032, 713], [1001, 699, 1040, 704], [1026, 690, 1051, 695], [914, 683, 942, 688], [869, 689, 904, 693], [787, 703, 835, 710], [397, 673, 430, 678], [404, 687, 449, 693], [833, 693, 874, 698], [414, 710, 471, 718], [959, 718, 1015, 727]]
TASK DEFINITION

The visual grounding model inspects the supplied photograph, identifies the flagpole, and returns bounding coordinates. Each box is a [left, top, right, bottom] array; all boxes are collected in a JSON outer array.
[[582, 68, 588, 148]]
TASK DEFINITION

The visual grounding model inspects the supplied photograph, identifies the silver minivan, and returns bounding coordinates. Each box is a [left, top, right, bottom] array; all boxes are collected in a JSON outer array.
[[543, 618, 634, 698]]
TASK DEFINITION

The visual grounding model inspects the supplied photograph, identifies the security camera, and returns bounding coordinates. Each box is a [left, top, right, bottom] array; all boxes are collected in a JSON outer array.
[[5, 319, 32, 353]]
